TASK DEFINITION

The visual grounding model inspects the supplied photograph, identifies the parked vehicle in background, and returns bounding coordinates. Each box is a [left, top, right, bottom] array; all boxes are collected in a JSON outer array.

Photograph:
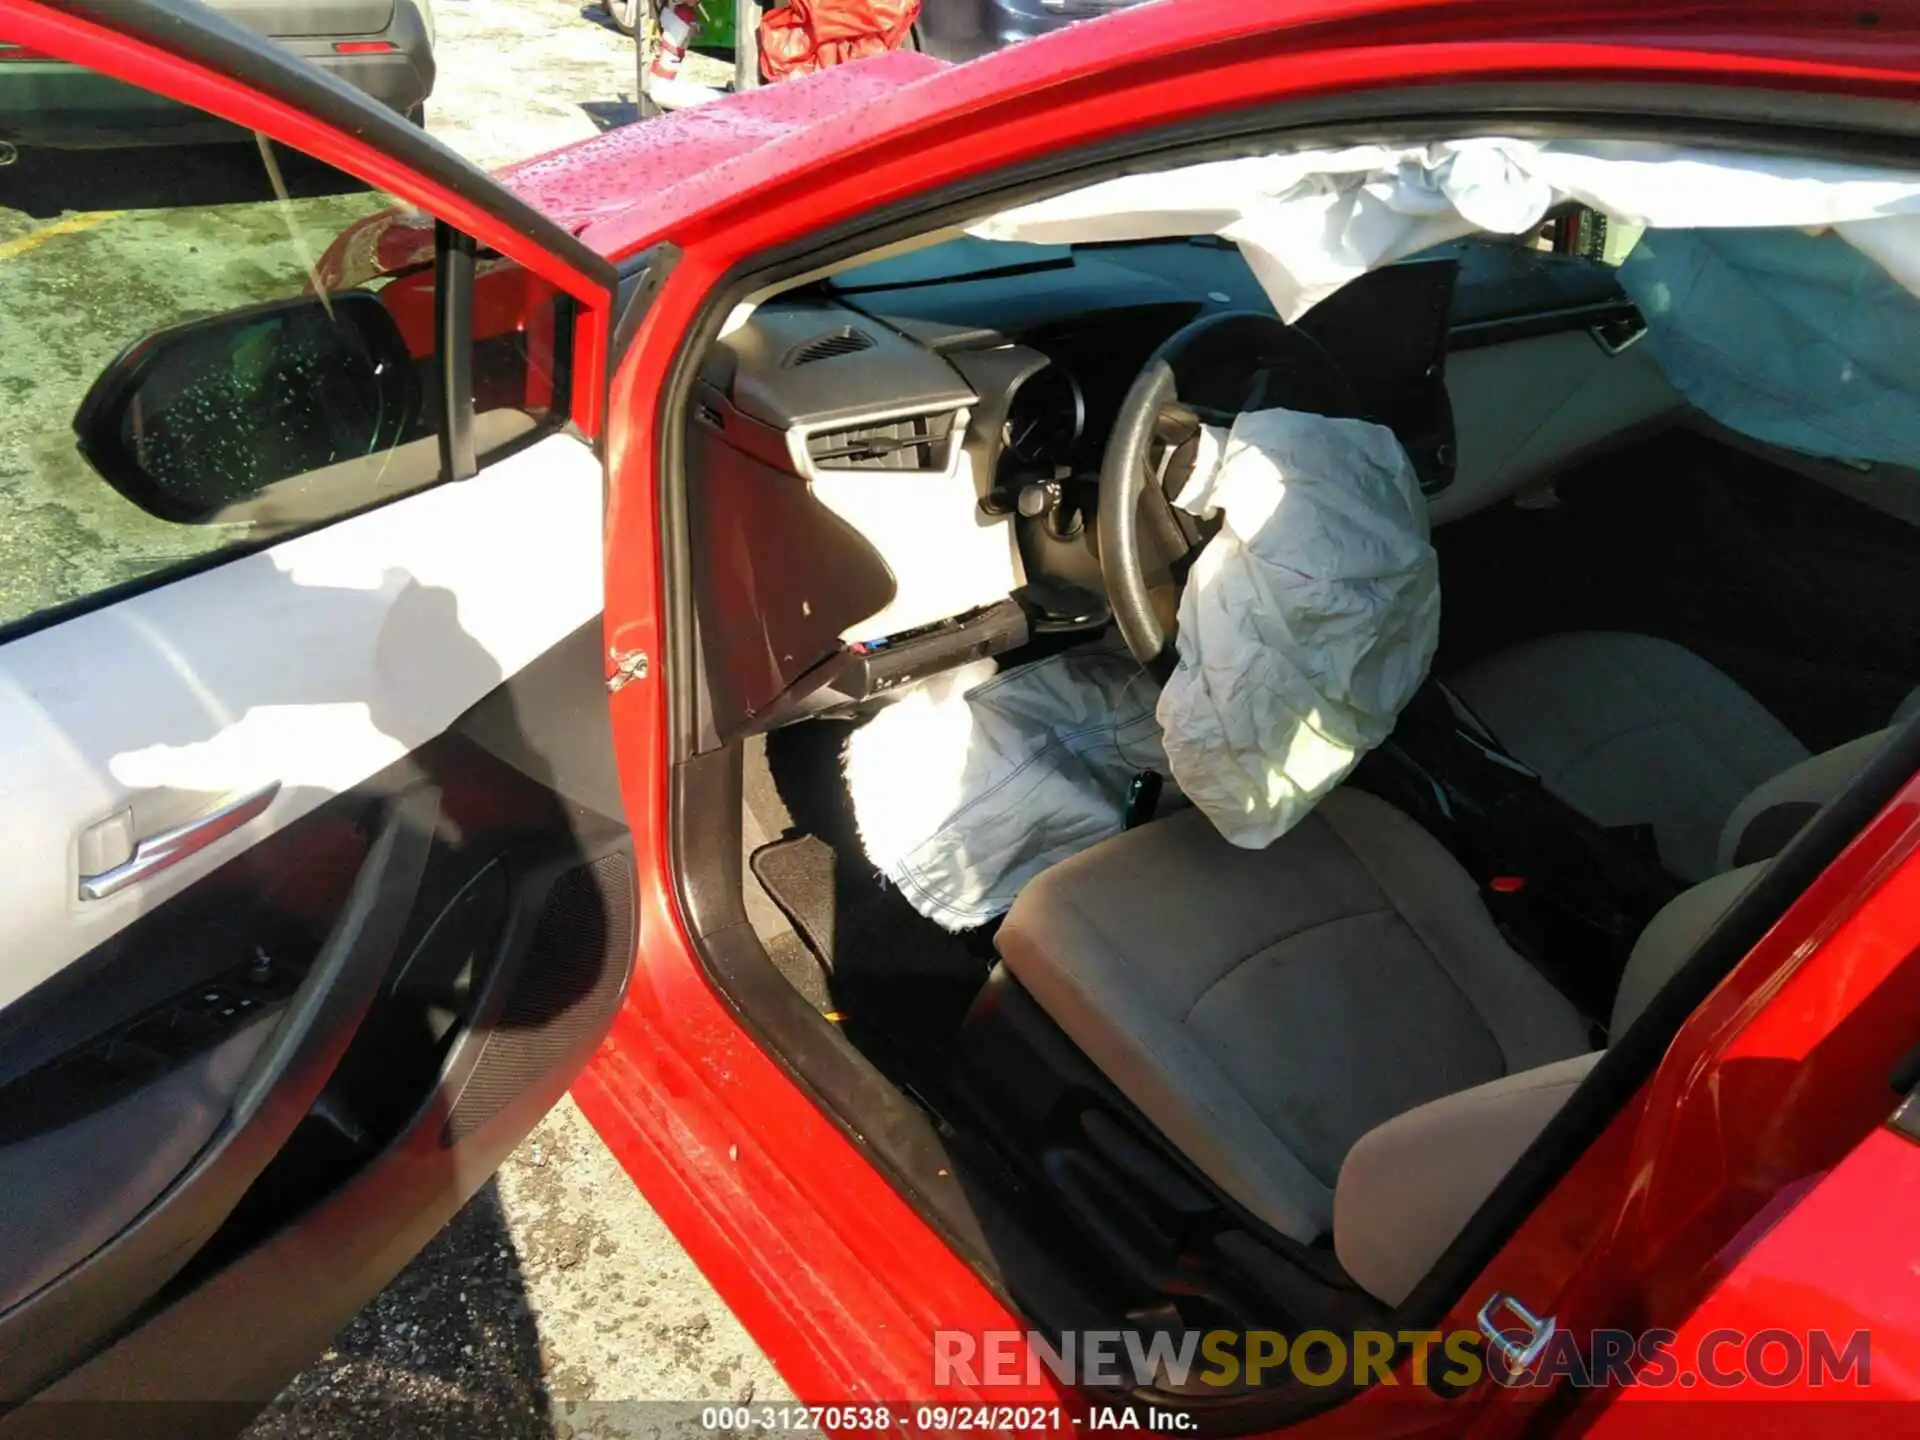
[[0, 0, 434, 146], [603, 0, 645, 35], [913, 0, 1146, 63]]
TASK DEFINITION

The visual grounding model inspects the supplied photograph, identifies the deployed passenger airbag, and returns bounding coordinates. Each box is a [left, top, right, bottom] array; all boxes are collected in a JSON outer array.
[[1617, 226, 1920, 468]]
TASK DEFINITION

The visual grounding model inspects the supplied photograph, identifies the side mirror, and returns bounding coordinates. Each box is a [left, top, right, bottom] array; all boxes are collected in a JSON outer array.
[[73, 291, 426, 524]]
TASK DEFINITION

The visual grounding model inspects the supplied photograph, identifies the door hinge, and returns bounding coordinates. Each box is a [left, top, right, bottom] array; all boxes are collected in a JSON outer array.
[[1478, 1291, 1558, 1377], [608, 648, 650, 693]]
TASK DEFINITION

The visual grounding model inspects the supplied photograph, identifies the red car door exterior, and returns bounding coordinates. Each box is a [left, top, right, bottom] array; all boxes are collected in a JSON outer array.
[[1575, 1121, 1920, 1436], [576, 1, 1920, 1431]]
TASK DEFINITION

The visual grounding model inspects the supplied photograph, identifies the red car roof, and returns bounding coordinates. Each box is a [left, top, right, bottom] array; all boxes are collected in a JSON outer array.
[[496, 50, 949, 245], [492, 0, 1920, 264]]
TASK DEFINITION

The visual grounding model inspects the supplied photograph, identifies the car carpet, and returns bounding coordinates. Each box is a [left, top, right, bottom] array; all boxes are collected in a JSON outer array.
[[763, 924, 836, 1015], [748, 835, 841, 972], [752, 720, 993, 1067]]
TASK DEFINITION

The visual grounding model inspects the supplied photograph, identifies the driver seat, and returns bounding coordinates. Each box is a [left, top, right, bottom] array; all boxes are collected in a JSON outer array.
[[995, 787, 1592, 1249]]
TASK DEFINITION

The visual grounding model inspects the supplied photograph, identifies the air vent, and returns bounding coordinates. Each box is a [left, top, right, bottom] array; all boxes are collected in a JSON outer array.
[[805, 410, 959, 473], [782, 327, 875, 367]]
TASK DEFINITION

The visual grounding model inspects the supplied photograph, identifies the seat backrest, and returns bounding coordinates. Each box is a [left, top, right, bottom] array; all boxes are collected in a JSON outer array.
[[1717, 731, 1889, 873], [1333, 862, 1767, 1305], [1610, 861, 1767, 1038], [1717, 689, 1919, 873]]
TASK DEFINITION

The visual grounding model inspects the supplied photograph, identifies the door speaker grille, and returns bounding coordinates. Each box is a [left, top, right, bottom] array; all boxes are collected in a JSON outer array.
[[441, 852, 635, 1146]]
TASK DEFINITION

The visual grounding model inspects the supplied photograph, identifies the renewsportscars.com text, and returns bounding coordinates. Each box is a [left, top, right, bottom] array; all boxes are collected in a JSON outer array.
[[933, 1327, 1872, 1392]]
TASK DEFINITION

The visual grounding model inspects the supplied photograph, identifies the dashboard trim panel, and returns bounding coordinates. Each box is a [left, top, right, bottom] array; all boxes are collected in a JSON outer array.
[[783, 400, 977, 485]]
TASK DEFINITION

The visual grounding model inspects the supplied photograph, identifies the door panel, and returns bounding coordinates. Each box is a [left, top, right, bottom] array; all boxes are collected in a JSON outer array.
[[0, 784, 439, 1400], [2, 842, 629, 1440], [2, 1016, 276, 1315], [0, 430, 605, 1014], [0, 617, 634, 1405]]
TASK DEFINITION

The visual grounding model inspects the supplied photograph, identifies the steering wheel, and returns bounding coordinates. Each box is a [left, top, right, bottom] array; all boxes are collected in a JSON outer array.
[[1097, 311, 1358, 678]]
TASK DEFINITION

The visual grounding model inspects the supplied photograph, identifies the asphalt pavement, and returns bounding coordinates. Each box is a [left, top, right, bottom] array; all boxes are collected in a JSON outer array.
[[247, 1098, 789, 1438]]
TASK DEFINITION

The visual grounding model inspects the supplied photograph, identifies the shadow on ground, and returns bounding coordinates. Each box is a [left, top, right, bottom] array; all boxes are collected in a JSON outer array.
[[578, 99, 641, 132], [247, 1099, 790, 1439], [248, 1183, 556, 1439]]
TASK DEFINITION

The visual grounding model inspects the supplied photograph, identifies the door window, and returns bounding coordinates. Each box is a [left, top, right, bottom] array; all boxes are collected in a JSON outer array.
[[0, 57, 571, 636]]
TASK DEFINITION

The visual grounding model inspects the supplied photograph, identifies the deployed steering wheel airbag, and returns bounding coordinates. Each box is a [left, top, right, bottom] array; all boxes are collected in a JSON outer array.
[[1158, 408, 1439, 848]]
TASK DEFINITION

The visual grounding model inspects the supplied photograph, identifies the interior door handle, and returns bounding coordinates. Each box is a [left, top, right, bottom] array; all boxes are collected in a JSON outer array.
[[78, 782, 281, 901]]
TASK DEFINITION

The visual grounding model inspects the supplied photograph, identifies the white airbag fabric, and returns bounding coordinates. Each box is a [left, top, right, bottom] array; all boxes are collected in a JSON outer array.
[[845, 411, 1436, 929], [971, 140, 1920, 322], [1617, 226, 1920, 467], [846, 648, 1166, 931], [1159, 409, 1438, 847]]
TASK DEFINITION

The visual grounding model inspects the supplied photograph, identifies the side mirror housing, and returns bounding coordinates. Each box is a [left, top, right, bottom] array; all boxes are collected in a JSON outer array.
[[73, 291, 426, 525]]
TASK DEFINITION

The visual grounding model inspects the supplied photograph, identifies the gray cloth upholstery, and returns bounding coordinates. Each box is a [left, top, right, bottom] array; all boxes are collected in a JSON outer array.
[[1450, 632, 1810, 882], [1715, 729, 1891, 873], [996, 788, 1590, 1243], [1610, 861, 1765, 1038], [1333, 859, 1761, 1305], [1333, 1052, 1602, 1305]]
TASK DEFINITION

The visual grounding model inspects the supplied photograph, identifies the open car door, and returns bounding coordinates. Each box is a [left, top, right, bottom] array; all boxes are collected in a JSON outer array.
[[0, 2, 628, 1429]]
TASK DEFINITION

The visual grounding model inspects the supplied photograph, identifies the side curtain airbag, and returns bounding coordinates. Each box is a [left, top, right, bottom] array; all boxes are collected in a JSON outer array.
[[970, 140, 1920, 322]]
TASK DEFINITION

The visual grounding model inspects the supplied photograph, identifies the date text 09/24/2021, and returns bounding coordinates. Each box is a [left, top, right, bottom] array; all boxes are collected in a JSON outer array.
[[697, 1324, 1874, 1433]]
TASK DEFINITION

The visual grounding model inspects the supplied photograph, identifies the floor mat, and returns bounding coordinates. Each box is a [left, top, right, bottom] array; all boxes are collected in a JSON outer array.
[[763, 929, 833, 1015], [749, 836, 838, 969], [754, 721, 993, 1064]]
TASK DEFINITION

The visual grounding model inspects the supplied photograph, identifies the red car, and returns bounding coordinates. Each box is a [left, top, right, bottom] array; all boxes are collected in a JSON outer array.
[[2, 0, 1919, 1435]]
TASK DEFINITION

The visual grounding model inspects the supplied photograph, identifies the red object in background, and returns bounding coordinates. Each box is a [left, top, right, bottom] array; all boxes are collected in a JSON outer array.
[[759, 0, 921, 81], [312, 208, 435, 294], [651, 2, 701, 83]]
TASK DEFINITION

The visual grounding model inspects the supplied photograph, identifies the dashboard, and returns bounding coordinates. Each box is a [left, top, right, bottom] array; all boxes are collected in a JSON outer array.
[[684, 233, 1671, 739]]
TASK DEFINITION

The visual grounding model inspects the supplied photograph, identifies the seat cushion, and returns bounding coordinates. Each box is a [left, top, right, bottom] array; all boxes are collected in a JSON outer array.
[[996, 788, 1590, 1242], [1329, 854, 1768, 1306], [1450, 632, 1809, 882]]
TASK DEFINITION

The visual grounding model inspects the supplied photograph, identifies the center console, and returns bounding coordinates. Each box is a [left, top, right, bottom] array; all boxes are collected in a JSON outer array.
[[1353, 682, 1684, 1025]]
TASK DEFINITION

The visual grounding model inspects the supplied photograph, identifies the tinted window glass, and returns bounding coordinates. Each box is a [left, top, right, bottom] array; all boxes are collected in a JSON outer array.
[[0, 84, 445, 628]]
